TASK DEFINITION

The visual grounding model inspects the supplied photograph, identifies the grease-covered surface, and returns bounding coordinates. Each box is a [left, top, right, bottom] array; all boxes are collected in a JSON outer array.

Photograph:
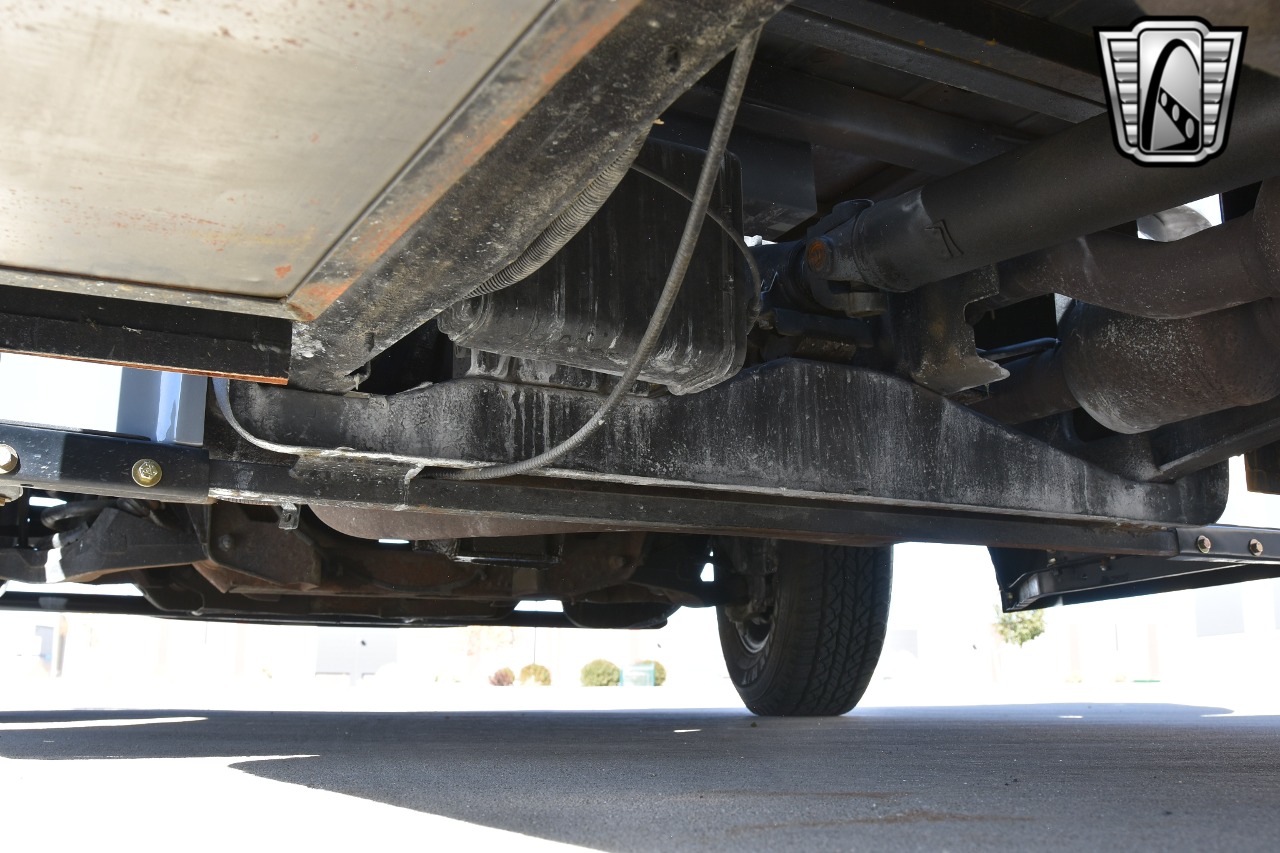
[[439, 140, 755, 395], [0, 0, 552, 297], [226, 359, 1227, 525]]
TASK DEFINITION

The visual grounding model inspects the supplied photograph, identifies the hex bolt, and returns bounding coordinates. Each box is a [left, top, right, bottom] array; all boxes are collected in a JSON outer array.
[[1196, 535, 1213, 554], [0, 444, 18, 474], [131, 458, 163, 488], [1249, 539, 1265, 557]]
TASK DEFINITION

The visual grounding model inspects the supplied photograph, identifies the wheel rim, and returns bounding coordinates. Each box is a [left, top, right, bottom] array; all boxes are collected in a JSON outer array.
[[736, 612, 772, 654]]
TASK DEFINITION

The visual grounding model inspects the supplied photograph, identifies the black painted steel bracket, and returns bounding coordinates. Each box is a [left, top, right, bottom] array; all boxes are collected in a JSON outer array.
[[0, 507, 206, 585], [996, 526, 1280, 611], [221, 359, 1227, 527], [0, 423, 209, 503], [0, 286, 291, 383]]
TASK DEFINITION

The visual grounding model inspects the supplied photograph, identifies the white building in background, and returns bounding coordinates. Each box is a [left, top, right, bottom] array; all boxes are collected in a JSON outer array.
[[878, 456, 1280, 693]]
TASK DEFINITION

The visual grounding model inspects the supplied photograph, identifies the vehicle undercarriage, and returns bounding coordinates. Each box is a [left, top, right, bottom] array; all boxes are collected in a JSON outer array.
[[2, 0, 1279, 713]]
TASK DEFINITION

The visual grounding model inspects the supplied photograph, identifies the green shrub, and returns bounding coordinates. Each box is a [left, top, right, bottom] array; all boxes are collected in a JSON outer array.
[[994, 609, 1046, 647], [637, 660, 667, 686], [520, 663, 551, 686], [488, 666, 515, 686], [580, 658, 621, 687]]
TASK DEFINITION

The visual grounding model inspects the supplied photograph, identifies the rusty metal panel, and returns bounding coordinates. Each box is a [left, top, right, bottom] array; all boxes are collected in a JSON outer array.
[[0, 0, 553, 298], [283, 0, 782, 389]]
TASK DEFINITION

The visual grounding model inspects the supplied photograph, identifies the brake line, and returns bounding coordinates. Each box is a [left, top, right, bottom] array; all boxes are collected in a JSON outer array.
[[436, 26, 762, 482]]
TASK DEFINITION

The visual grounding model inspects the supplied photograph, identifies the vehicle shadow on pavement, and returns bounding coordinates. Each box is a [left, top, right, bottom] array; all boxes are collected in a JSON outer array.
[[2, 705, 1278, 852]]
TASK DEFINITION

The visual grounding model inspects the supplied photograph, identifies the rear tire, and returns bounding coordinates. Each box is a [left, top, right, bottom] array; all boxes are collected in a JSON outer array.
[[716, 540, 892, 716]]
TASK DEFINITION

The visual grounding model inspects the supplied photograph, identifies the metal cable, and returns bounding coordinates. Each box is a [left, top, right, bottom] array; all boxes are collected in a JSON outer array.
[[628, 163, 760, 288], [40, 497, 155, 532], [437, 27, 762, 482], [212, 377, 437, 482]]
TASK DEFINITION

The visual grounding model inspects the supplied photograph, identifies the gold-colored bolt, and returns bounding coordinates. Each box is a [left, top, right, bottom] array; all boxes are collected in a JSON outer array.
[[131, 458, 163, 488], [0, 444, 18, 474], [1249, 539, 1264, 557], [1196, 535, 1212, 554]]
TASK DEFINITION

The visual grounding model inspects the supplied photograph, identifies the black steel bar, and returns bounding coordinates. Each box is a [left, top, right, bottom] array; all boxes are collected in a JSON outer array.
[[812, 70, 1280, 292], [221, 360, 1226, 526], [1005, 525, 1280, 610], [0, 423, 210, 503], [770, 2, 1104, 122], [986, 180, 1280, 320], [0, 286, 291, 383], [0, 589, 580, 628], [1151, 396, 1280, 481], [673, 63, 1025, 175], [206, 457, 1185, 557]]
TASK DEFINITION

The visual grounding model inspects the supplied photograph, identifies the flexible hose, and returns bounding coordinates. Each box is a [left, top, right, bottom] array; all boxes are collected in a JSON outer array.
[[40, 499, 126, 532], [39, 497, 162, 532], [468, 135, 647, 298], [437, 27, 761, 482]]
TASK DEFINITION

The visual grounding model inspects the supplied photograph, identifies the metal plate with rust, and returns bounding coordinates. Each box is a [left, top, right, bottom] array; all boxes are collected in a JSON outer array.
[[0, 0, 553, 299]]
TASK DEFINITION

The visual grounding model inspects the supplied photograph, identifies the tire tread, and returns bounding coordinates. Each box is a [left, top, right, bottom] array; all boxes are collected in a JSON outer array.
[[718, 543, 892, 716]]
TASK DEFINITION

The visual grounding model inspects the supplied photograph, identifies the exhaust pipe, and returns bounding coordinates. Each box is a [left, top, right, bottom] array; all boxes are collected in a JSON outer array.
[[974, 297, 1280, 433], [980, 180, 1280, 320], [1058, 298, 1280, 434], [806, 70, 1280, 292]]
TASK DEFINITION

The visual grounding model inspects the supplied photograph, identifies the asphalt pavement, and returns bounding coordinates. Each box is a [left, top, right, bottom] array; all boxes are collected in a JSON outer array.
[[1, 700, 1277, 851]]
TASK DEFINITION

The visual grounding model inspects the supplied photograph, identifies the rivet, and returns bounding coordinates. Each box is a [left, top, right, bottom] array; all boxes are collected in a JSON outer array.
[[0, 444, 18, 474], [131, 458, 163, 488], [1196, 535, 1212, 554]]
